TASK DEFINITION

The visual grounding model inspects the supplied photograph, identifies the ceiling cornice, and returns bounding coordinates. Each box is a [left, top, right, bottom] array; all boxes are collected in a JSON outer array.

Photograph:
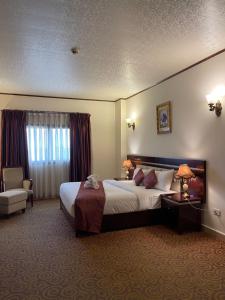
[[0, 92, 115, 103]]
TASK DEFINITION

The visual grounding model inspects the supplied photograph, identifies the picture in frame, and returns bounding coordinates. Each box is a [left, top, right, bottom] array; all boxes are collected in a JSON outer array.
[[156, 101, 172, 134]]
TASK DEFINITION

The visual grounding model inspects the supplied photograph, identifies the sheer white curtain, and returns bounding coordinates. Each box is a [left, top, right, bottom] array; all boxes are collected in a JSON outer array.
[[26, 112, 70, 199]]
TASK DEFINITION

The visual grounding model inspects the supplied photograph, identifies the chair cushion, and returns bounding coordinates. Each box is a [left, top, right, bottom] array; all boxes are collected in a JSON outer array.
[[9, 188, 33, 196], [2, 167, 24, 190], [0, 191, 27, 205]]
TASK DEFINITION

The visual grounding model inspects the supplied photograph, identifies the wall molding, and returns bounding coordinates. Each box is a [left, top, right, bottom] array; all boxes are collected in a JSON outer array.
[[0, 92, 115, 103], [202, 224, 225, 241]]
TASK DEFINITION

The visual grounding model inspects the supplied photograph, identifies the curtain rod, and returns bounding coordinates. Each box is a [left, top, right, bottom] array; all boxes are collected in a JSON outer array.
[[0, 109, 90, 116]]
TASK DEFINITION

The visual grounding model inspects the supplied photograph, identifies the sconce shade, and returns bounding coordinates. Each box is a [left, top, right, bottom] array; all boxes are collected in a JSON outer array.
[[122, 159, 132, 169], [176, 164, 195, 179], [206, 94, 214, 104]]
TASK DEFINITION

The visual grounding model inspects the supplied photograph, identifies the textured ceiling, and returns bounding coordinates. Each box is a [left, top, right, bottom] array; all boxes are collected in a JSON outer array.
[[1, 0, 225, 101]]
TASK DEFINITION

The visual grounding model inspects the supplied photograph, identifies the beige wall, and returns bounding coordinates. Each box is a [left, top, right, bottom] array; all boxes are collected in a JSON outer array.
[[0, 95, 116, 180], [115, 99, 127, 177], [126, 52, 225, 236]]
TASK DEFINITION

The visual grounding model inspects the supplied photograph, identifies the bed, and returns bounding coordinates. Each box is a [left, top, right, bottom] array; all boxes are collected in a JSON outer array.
[[60, 155, 206, 235]]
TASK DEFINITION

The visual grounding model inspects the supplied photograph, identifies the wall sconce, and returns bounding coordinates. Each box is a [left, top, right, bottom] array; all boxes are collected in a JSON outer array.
[[206, 85, 225, 117], [126, 118, 135, 130]]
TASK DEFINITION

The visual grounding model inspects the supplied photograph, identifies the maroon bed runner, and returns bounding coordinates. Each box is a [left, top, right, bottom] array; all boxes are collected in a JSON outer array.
[[75, 181, 106, 233]]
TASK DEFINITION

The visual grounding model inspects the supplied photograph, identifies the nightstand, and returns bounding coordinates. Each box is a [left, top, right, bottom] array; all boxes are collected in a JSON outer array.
[[161, 193, 202, 234]]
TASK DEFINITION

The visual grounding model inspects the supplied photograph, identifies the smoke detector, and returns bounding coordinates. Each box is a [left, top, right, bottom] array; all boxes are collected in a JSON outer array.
[[71, 47, 80, 55]]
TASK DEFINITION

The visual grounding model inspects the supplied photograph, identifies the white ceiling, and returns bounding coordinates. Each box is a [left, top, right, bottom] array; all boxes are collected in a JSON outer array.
[[1, 0, 225, 101]]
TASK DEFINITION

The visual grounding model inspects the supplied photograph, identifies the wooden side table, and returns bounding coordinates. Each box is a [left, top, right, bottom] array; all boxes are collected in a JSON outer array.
[[161, 193, 202, 234]]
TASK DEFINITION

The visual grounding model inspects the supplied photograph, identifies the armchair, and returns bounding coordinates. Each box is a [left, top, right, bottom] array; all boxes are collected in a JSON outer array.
[[2, 167, 33, 207]]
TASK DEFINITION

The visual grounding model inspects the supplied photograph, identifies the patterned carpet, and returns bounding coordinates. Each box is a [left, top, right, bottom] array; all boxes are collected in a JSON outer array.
[[0, 199, 225, 300]]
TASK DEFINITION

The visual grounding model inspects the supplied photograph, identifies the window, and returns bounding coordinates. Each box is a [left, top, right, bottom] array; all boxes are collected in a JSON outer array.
[[26, 112, 70, 199], [26, 127, 70, 162]]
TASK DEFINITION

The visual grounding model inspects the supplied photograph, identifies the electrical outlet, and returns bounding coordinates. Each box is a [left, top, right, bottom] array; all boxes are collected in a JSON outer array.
[[213, 208, 221, 216]]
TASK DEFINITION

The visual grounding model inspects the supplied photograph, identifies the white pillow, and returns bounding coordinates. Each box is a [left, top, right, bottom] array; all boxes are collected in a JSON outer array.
[[171, 171, 181, 192], [155, 169, 174, 192]]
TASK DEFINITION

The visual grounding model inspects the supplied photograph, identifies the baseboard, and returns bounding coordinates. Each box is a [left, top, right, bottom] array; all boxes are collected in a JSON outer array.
[[202, 224, 225, 241]]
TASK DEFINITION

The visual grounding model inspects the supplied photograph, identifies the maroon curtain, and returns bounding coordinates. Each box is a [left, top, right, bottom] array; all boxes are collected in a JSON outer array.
[[1, 110, 29, 178], [69, 113, 91, 181]]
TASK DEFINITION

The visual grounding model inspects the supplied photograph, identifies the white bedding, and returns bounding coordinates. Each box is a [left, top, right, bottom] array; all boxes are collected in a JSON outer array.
[[60, 180, 175, 217]]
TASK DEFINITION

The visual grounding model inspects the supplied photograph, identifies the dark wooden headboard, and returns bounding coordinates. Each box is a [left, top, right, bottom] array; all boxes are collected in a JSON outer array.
[[127, 155, 207, 203]]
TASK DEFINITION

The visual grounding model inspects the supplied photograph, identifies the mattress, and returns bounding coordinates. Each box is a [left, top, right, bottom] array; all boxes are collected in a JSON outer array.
[[60, 180, 175, 217]]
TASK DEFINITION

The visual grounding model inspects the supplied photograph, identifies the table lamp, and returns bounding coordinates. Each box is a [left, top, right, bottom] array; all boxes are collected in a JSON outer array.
[[122, 159, 132, 179], [175, 164, 195, 199]]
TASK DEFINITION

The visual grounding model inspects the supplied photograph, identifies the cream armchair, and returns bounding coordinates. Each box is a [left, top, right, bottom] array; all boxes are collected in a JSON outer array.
[[2, 167, 33, 207]]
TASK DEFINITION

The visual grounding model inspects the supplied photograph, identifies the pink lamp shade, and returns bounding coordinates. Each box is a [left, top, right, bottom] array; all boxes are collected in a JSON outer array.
[[122, 159, 132, 169], [176, 164, 195, 179]]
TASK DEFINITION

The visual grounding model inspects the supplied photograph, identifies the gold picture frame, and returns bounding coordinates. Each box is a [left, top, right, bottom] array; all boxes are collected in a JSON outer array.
[[156, 101, 172, 134]]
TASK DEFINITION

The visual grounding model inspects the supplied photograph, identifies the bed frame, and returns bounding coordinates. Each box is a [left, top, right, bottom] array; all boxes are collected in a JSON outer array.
[[60, 155, 206, 235], [60, 199, 162, 235]]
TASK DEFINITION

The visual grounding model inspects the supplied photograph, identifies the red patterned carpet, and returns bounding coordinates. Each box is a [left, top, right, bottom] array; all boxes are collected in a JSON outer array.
[[0, 199, 225, 300]]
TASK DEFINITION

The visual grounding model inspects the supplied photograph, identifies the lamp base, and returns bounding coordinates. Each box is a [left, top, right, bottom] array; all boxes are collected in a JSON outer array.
[[182, 191, 190, 200], [181, 180, 190, 200]]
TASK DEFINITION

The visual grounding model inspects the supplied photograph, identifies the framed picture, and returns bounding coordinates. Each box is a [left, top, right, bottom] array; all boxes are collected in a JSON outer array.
[[156, 101, 172, 134]]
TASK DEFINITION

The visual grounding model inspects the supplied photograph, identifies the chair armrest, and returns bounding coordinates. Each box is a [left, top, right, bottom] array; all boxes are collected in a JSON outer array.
[[23, 179, 33, 190], [2, 180, 6, 191]]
